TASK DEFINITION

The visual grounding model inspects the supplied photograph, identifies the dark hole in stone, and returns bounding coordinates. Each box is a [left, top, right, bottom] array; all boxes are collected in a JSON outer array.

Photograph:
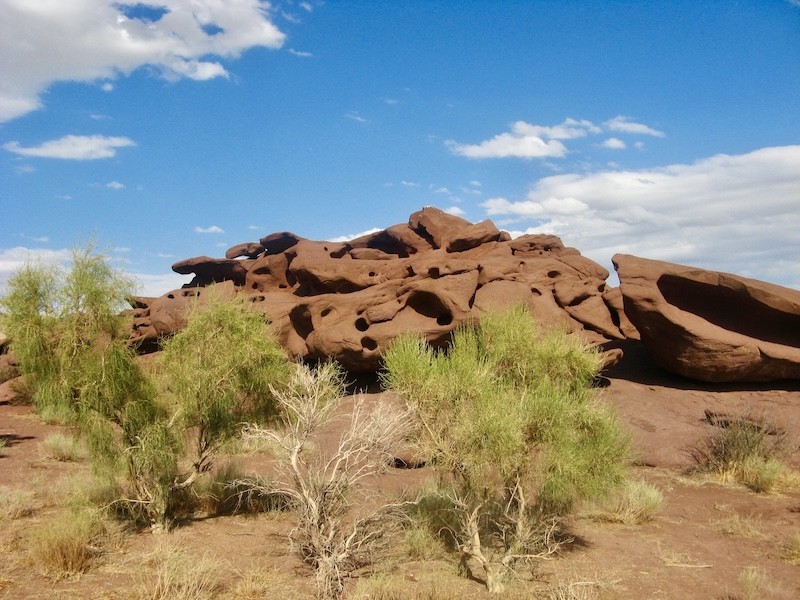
[[406, 290, 453, 328], [428, 267, 440, 278], [289, 304, 314, 340], [252, 283, 258, 289], [279, 284, 288, 289], [368, 271, 376, 277], [321, 307, 332, 317], [547, 271, 559, 278], [355, 317, 369, 331], [598, 283, 606, 293], [531, 287, 542, 296], [657, 274, 800, 348], [167, 294, 174, 299], [361, 336, 378, 351]]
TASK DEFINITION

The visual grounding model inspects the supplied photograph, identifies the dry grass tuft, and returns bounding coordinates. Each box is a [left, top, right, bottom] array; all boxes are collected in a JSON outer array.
[[27, 509, 111, 579], [136, 541, 225, 600], [581, 479, 663, 525], [0, 486, 37, 520], [783, 533, 800, 565], [40, 433, 83, 462]]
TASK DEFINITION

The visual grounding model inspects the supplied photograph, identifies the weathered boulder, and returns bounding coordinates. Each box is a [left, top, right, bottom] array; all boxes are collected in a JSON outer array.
[[614, 254, 800, 382], [128, 208, 629, 371]]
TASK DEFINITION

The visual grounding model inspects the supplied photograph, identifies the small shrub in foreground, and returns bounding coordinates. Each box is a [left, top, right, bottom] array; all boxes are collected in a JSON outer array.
[[783, 533, 800, 565], [382, 305, 630, 594], [0, 486, 36, 520], [27, 509, 109, 578], [136, 541, 223, 600]]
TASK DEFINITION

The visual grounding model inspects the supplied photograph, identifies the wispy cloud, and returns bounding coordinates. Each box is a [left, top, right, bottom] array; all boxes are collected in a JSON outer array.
[[444, 206, 466, 216], [0, 1, 286, 122], [447, 117, 664, 160], [0, 247, 71, 294], [106, 181, 125, 189], [484, 145, 800, 289], [288, 48, 313, 57], [345, 112, 368, 123], [3, 135, 135, 160], [604, 116, 665, 137], [194, 225, 224, 234]]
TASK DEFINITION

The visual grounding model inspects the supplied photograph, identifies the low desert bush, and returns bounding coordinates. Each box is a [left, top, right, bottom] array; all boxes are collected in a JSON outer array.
[[0, 437, 6, 457], [738, 566, 768, 600], [783, 533, 800, 565], [137, 541, 223, 600], [40, 432, 83, 462], [27, 508, 110, 578], [383, 305, 630, 594], [582, 479, 663, 525], [0, 486, 36, 520], [688, 413, 792, 493]]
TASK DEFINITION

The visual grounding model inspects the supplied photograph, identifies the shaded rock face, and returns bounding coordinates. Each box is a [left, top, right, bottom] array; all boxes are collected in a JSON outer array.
[[613, 254, 800, 383], [128, 208, 628, 371]]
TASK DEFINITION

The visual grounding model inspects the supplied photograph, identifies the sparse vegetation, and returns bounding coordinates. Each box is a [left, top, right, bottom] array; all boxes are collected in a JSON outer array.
[[783, 533, 800, 565], [688, 412, 792, 492], [0, 486, 36, 520], [136, 541, 224, 600], [40, 432, 83, 462], [27, 508, 114, 579], [382, 305, 630, 594], [582, 478, 663, 525], [243, 361, 413, 599]]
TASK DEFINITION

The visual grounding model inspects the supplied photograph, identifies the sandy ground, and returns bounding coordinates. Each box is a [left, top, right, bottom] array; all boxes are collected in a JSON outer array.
[[1, 340, 799, 599]]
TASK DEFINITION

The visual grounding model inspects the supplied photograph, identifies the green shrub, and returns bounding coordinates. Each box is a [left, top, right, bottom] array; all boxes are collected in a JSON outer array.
[[688, 413, 791, 493], [382, 305, 630, 594]]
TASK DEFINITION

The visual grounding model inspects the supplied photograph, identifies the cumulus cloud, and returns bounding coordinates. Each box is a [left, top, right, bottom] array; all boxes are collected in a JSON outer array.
[[3, 135, 136, 160], [601, 137, 626, 149], [446, 117, 661, 160], [194, 225, 224, 234], [604, 116, 665, 137], [106, 181, 124, 189], [0, 0, 286, 122], [485, 146, 800, 289], [328, 227, 384, 243], [444, 206, 466, 216]]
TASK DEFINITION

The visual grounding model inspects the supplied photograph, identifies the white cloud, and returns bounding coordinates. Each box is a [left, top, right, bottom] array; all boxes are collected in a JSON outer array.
[[3, 135, 135, 160], [101, 82, 113, 92], [604, 116, 665, 137], [247, 224, 263, 230], [469, 180, 481, 187], [601, 137, 626, 149], [288, 48, 313, 57], [131, 271, 193, 297], [106, 181, 124, 189], [346, 112, 368, 123], [300, 2, 313, 11], [328, 227, 383, 243], [194, 225, 224, 234], [447, 120, 573, 159], [444, 206, 466, 216], [401, 180, 420, 187], [0, 0, 286, 122], [432, 186, 451, 194], [486, 145, 800, 289]]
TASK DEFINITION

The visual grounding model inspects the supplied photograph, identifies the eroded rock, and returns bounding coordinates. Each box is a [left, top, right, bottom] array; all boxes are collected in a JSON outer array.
[[614, 253, 800, 382]]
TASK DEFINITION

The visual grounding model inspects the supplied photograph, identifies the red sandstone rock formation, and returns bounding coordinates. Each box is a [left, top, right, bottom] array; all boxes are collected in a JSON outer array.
[[128, 208, 628, 371], [613, 253, 800, 382]]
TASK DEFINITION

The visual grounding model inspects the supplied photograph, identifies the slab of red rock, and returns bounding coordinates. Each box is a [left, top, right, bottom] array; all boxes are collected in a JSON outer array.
[[128, 208, 629, 371], [613, 253, 800, 382]]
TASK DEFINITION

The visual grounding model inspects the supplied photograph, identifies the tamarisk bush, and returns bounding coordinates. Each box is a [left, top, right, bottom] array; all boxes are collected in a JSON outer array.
[[382, 305, 630, 594]]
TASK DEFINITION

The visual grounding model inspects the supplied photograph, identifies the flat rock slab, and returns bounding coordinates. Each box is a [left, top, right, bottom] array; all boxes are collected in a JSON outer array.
[[614, 253, 800, 382]]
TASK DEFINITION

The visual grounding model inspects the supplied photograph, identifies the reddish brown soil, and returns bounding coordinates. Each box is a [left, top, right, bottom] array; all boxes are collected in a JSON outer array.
[[1, 340, 799, 599]]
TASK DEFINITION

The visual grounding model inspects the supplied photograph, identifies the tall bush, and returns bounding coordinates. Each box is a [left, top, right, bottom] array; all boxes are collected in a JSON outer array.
[[382, 305, 630, 594]]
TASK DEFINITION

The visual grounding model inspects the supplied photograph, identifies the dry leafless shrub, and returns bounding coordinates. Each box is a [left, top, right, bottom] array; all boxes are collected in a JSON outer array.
[[242, 362, 413, 598]]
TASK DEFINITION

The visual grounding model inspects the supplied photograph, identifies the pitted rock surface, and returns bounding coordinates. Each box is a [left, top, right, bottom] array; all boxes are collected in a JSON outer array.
[[128, 208, 628, 371]]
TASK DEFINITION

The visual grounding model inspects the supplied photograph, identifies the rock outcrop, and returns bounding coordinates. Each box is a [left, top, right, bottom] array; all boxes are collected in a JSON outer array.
[[613, 254, 800, 382], [128, 208, 628, 371]]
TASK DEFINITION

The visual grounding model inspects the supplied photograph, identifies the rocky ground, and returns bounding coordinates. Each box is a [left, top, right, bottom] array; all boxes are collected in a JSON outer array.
[[1, 340, 799, 600]]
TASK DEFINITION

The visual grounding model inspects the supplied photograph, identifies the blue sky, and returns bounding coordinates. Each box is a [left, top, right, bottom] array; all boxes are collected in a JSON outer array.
[[2, 0, 799, 296]]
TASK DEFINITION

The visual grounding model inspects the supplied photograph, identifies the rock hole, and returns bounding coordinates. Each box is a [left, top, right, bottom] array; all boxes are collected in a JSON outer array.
[[355, 317, 369, 332], [167, 293, 174, 299], [428, 267, 440, 278], [251, 283, 259, 290], [279, 284, 288, 289], [368, 271, 376, 277], [437, 312, 453, 326], [531, 287, 542, 296], [361, 336, 378, 351], [547, 270, 560, 279], [321, 307, 332, 317], [289, 304, 314, 340]]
